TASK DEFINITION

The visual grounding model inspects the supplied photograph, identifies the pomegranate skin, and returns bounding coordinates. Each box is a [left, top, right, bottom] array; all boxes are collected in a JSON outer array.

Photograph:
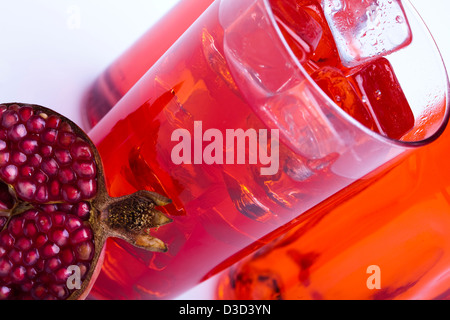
[[0, 103, 172, 300]]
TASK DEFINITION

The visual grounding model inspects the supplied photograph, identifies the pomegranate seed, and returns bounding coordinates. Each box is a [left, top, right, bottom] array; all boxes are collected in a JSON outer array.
[[51, 229, 69, 247], [60, 249, 74, 265], [70, 227, 92, 245], [35, 259, 45, 273], [23, 210, 39, 220], [58, 167, 75, 184], [0, 233, 14, 248], [0, 151, 10, 166], [41, 129, 57, 145], [23, 222, 38, 238], [26, 267, 37, 280], [18, 106, 33, 122], [73, 161, 96, 178], [8, 217, 24, 237], [77, 263, 88, 279], [54, 149, 72, 165], [46, 115, 60, 129], [51, 212, 66, 227], [16, 180, 37, 201], [40, 145, 53, 158], [29, 154, 42, 167], [45, 257, 61, 273], [41, 204, 57, 213], [8, 124, 27, 141], [54, 267, 71, 283], [21, 281, 34, 293], [49, 180, 60, 198], [31, 284, 47, 299], [70, 141, 93, 160], [58, 203, 72, 211], [65, 216, 82, 233], [78, 179, 97, 199], [75, 241, 94, 261], [23, 249, 39, 266], [34, 234, 48, 248], [51, 284, 68, 299], [49, 283, 68, 299], [11, 152, 27, 165], [58, 132, 76, 148], [59, 122, 73, 133], [73, 202, 91, 220], [1, 165, 18, 183], [15, 237, 32, 251], [35, 185, 48, 202], [8, 248, 22, 264], [35, 170, 48, 184], [20, 165, 35, 178], [19, 138, 39, 155], [36, 214, 52, 233], [62, 185, 81, 203], [41, 158, 59, 176], [26, 115, 46, 133], [0, 140, 7, 151], [0, 286, 12, 299], [41, 243, 60, 258], [0, 258, 12, 276], [11, 266, 26, 283], [2, 110, 19, 128]]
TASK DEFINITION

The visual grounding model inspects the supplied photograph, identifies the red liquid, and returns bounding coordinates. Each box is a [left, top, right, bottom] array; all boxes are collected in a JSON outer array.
[[85, 0, 444, 299], [83, 0, 215, 129]]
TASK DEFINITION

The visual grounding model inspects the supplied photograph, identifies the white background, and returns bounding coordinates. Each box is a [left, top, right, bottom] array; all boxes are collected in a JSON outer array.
[[0, 0, 448, 300]]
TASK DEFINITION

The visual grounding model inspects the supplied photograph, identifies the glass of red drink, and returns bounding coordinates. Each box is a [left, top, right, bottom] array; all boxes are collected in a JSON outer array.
[[83, 0, 215, 129], [86, 0, 449, 299]]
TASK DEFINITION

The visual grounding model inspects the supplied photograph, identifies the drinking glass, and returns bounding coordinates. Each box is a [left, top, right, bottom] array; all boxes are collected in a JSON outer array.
[[86, 0, 449, 299]]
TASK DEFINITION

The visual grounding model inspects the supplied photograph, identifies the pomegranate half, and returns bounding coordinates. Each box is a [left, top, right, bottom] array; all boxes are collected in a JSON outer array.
[[0, 103, 172, 300]]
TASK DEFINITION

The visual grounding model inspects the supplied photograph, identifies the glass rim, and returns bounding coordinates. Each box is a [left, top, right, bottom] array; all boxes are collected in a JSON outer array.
[[261, 0, 450, 148]]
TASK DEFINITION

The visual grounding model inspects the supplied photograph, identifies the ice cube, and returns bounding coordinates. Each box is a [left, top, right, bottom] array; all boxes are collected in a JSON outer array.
[[300, 1, 342, 68], [350, 57, 415, 139], [270, 0, 323, 61], [321, 0, 412, 68], [311, 66, 380, 133]]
